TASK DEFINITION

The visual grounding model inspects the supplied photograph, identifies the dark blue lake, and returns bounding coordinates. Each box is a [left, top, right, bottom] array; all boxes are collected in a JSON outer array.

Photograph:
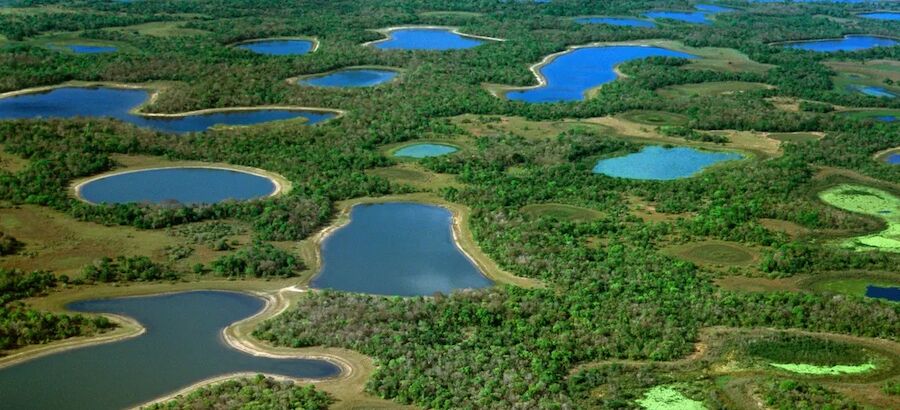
[[887, 153, 900, 165], [592, 146, 743, 180], [312, 203, 492, 296], [394, 143, 459, 158], [371, 28, 486, 50], [854, 86, 896, 98], [0, 291, 340, 410], [0, 87, 334, 132], [78, 168, 277, 205], [695, 4, 736, 13], [506, 45, 694, 103], [64, 45, 118, 54], [574, 17, 656, 28], [878, 116, 897, 122], [300, 68, 398, 88], [785, 35, 898, 52], [865, 285, 900, 302], [859, 12, 900, 21], [644, 11, 712, 24], [235, 39, 314, 55]]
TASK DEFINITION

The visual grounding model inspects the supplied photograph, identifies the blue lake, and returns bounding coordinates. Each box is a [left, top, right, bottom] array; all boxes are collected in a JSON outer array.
[[0, 291, 340, 410], [645, 11, 712, 24], [784, 35, 898, 52], [877, 116, 896, 122], [695, 4, 736, 13], [574, 17, 657, 28], [592, 146, 743, 180], [311, 202, 493, 296], [235, 39, 314, 55], [854, 86, 896, 98], [64, 45, 118, 54], [866, 285, 900, 302], [887, 153, 900, 165], [78, 168, 277, 205], [300, 68, 398, 88], [859, 12, 900, 21], [506, 45, 694, 103], [0, 87, 334, 132], [394, 143, 459, 158], [371, 28, 486, 50]]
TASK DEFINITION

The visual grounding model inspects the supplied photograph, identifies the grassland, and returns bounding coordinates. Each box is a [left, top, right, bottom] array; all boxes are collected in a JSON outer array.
[[770, 362, 876, 375], [0, 144, 28, 173], [618, 110, 689, 126], [665, 240, 758, 268], [103, 21, 209, 37], [656, 81, 773, 99], [827, 60, 900, 97], [451, 114, 615, 140], [803, 273, 900, 300], [367, 163, 462, 191], [839, 109, 900, 121], [819, 184, 900, 253], [520, 203, 605, 222], [637, 386, 705, 410], [767, 132, 824, 144]]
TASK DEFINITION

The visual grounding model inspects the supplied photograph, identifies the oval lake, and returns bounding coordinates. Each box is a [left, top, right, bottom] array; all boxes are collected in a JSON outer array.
[[236, 39, 314, 55], [784, 35, 898, 52], [592, 146, 743, 180], [371, 28, 486, 50], [393, 143, 459, 158], [300, 68, 398, 87]]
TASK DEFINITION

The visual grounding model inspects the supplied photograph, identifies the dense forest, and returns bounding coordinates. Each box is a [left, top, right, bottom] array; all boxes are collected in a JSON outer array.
[[143, 375, 333, 410]]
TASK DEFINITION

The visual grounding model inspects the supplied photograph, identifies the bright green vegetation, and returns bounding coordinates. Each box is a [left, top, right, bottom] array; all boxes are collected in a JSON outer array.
[[520, 203, 604, 222], [810, 277, 900, 299], [744, 333, 873, 368], [819, 185, 900, 253], [618, 110, 689, 126], [770, 362, 876, 375], [666, 241, 756, 267], [636, 386, 705, 410], [758, 379, 862, 410], [103, 22, 209, 38], [144, 375, 333, 410], [769, 132, 822, 143], [656, 81, 772, 98]]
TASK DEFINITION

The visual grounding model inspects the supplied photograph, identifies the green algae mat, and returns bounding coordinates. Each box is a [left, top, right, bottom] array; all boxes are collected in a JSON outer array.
[[819, 184, 900, 253], [770, 362, 876, 375], [637, 386, 705, 410]]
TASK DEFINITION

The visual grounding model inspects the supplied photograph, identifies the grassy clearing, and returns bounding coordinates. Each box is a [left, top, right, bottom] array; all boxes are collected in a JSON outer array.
[[759, 218, 810, 238], [366, 163, 461, 191], [637, 386, 705, 410], [419, 11, 482, 18], [451, 114, 615, 140], [104, 21, 209, 37], [0, 144, 28, 173], [656, 81, 773, 99], [827, 60, 900, 97], [618, 110, 689, 126], [665, 241, 758, 267], [819, 184, 900, 253], [520, 203, 605, 222], [24, 32, 133, 53], [768, 132, 824, 144], [637, 40, 774, 75], [771, 362, 876, 375], [839, 109, 900, 121], [805, 276, 900, 299]]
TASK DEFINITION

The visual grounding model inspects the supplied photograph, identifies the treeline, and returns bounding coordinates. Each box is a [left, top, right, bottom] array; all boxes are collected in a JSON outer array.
[[143, 374, 333, 410]]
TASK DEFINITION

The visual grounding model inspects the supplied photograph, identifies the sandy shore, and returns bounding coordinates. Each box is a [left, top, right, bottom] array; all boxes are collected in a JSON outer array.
[[362, 25, 505, 47]]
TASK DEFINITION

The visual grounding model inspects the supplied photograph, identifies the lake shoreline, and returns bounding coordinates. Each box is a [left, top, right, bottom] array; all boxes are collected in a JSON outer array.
[[362, 25, 505, 48]]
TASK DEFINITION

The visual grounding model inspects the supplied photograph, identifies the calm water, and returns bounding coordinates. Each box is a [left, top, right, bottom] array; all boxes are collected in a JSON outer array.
[[371, 28, 486, 50], [695, 4, 736, 13], [79, 168, 276, 205], [866, 285, 900, 302], [878, 116, 897, 122], [887, 153, 900, 165], [300, 68, 398, 87], [855, 86, 896, 98], [785, 35, 898, 52], [593, 146, 743, 180], [65, 45, 117, 54], [506, 46, 694, 103], [0, 291, 339, 410], [859, 12, 900, 21], [235, 39, 314, 55], [574, 17, 656, 28], [0, 87, 334, 132], [312, 203, 492, 296], [645, 11, 712, 24], [394, 143, 459, 158]]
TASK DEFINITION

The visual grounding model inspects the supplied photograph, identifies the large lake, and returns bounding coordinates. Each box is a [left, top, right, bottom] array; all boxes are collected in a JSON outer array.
[[0, 291, 340, 410], [236, 39, 315, 55], [311, 203, 493, 296], [0, 87, 335, 132], [593, 146, 743, 180], [506, 45, 694, 103], [78, 167, 277, 205], [859, 12, 900, 21], [393, 143, 459, 158], [574, 17, 656, 28], [784, 35, 898, 52], [300, 68, 398, 87], [370, 28, 486, 50]]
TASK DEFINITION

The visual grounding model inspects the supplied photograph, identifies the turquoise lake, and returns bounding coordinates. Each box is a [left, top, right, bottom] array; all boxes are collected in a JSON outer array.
[[0, 291, 340, 410], [78, 168, 276, 205], [506, 45, 694, 103], [592, 146, 743, 180], [235, 39, 314, 55], [311, 203, 493, 296], [300, 68, 398, 87], [866, 285, 899, 302], [371, 28, 486, 50], [574, 17, 656, 28], [784, 35, 898, 52], [0, 87, 334, 132], [394, 143, 459, 158]]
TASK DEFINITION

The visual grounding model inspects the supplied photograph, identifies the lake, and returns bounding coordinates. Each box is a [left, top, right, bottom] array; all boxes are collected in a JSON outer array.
[[574, 17, 656, 28], [644, 11, 712, 24], [299, 68, 398, 88], [866, 285, 899, 302], [878, 116, 896, 122], [506, 45, 694, 103], [370, 28, 487, 50], [854, 86, 896, 98], [859, 12, 900, 21], [0, 87, 335, 132], [695, 4, 736, 13], [393, 143, 459, 158], [784, 35, 898, 52], [78, 167, 277, 205], [235, 39, 314, 55], [593, 146, 743, 180], [64, 45, 118, 54], [887, 153, 900, 165], [311, 203, 493, 296], [0, 291, 340, 410]]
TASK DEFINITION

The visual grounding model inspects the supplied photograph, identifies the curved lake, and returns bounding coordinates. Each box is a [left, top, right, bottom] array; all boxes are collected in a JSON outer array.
[[64, 45, 118, 54], [593, 146, 743, 180], [394, 143, 459, 158], [0, 87, 335, 132], [644, 11, 712, 24], [79, 168, 277, 205], [371, 28, 486, 50], [887, 153, 900, 165], [574, 17, 656, 28], [300, 68, 398, 88], [235, 39, 314, 55], [0, 291, 340, 410], [866, 285, 899, 302], [506, 45, 694, 103], [312, 202, 492, 296], [854, 86, 896, 98], [784, 35, 898, 52], [695, 4, 736, 13], [860, 12, 900, 21], [878, 116, 897, 122]]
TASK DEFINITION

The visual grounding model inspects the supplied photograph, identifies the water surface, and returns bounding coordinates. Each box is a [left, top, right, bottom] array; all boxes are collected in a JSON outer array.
[[79, 168, 276, 205], [0, 87, 334, 132], [300, 68, 398, 87], [236, 39, 314, 55], [312, 203, 492, 296], [784, 35, 898, 52], [506, 45, 694, 103], [592, 146, 743, 180], [64, 45, 118, 54], [695, 4, 736, 13], [854, 85, 896, 98], [394, 143, 459, 158], [574, 17, 656, 28], [878, 116, 896, 122], [0, 291, 339, 410], [866, 285, 899, 302], [371, 28, 486, 50], [887, 153, 900, 165], [859, 12, 900, 21], [645, 11, 712, 24]]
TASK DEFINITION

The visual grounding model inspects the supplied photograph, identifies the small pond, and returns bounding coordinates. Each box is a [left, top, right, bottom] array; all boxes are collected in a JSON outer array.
[[592, 146, 743, 180], [0, 291, 340, 410], [644, 11, 712, 24], [859, 12, 900, 21], [886, 153, 900, 165], [0, 87, 334, 132], [299, 68, 398, 88], [64, 45, 118, 54], [78, 167, 277, 205], [853, 85, 896, 98], [370, 28, 487, 50], [784, 35, 898, 52], [695, 4, 736, 13], [877, 116, 896, 122], [574, 17, 656, 28], [235, 39, 315, 55], [866, 285, 900, 302], [393, 143, 459, 158], [505, 45, 694, 103], [311, 202, 493, 296]]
